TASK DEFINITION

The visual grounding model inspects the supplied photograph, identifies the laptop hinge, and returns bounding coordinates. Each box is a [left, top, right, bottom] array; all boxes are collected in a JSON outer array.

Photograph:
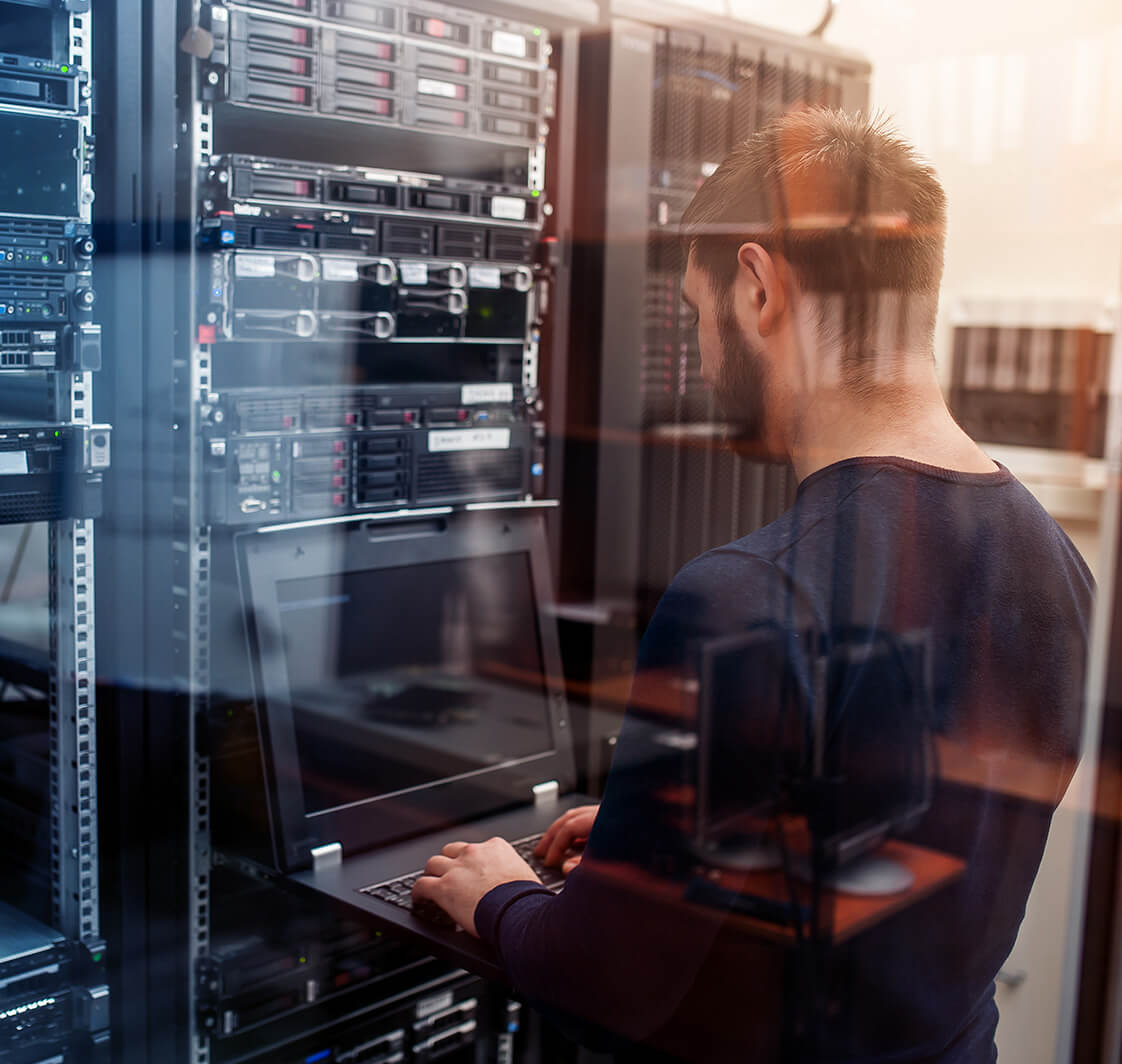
[[311, 842, 343, 871], [533, 780, 560, 805]]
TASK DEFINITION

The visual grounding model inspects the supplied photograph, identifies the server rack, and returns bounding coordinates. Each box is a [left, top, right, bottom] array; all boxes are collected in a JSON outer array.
[[158, 0, 595, 1061], [561, 4, 870, 722], [0, 0, 111, 1060]]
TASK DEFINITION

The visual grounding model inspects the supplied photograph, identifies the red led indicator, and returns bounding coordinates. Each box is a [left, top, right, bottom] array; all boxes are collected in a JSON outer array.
[[403, 410, 415, 424], [282, 415, 295, 427], [292, 58, 308, 74], [375, 43, 393, 59], [197, 324, 216, 344], [291, 28, 308, 44], [333, 475, 345, 487], [374, 98, 391, 115], [291, 87, 308, 103], [372, 70, 391, 87], [333, 458, 345, 470], [332, 493, 346, 506], [457, 409, 468, 420], [424, 17, 446, 37], [333, 440, 346, 453]]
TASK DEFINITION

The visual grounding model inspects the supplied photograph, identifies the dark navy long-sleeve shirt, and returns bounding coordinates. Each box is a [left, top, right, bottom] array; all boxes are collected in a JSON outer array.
[[475, 457, 1093, 1062]]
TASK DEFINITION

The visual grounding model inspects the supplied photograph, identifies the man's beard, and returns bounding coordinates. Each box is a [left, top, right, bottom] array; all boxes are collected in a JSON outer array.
[[712, 309, 770, 447]]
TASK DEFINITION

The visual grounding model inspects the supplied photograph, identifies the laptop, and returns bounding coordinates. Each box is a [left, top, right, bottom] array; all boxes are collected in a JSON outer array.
[[235, 507, 593, 979]]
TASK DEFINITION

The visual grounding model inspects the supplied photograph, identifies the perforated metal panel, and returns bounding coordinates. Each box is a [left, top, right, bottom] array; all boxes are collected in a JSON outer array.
[[730, 51, 759, 144], [631, 18, 868, 621], [696, 46, 733, 171]]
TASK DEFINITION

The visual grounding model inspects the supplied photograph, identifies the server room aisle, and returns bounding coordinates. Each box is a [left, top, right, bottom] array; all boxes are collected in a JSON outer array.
[[2, 0, 1120, 1062]]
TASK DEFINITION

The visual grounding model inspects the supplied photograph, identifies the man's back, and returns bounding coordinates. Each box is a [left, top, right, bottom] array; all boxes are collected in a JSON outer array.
[[629, 456, 1093, 1061], [474, 457, 1093, 1063]]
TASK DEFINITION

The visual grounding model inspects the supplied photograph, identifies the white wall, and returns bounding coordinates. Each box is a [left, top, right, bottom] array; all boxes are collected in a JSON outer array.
[[819, 5, 1122, 1060]]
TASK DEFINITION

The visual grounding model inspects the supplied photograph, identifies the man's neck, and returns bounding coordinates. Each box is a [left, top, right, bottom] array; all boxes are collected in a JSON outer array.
[[786, 374, 998, 483]]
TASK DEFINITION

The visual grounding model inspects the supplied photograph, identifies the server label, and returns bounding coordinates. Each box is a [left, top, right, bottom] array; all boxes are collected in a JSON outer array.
[[428, 428, 511, 452], [462, 383, 514, 403], [468, 265, 501, 289], [491, 30, 527, 57], [418, 77, 459, 98], [321, 259, 359, 282], [490, 196, 527, 221], [399, 261, 429, 285], [234, 254, 277, 278]]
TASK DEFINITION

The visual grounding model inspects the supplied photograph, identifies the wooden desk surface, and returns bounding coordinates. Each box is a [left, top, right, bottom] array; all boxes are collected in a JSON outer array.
[[586, 839, 965, 948]]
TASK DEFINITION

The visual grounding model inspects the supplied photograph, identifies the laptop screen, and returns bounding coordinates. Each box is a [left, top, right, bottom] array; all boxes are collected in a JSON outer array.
[[274, 550, 555, 816]]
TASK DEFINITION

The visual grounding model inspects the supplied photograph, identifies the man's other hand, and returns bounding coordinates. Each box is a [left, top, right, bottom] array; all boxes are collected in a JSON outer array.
[[535, 804, 599, 875], [412, 838, 540, 937]]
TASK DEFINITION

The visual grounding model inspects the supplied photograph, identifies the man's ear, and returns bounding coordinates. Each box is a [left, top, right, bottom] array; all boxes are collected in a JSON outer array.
[[737, 243, 787, 337]]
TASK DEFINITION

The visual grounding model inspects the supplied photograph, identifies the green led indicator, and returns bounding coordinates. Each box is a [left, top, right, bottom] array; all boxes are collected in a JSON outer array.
[[54, 431, 60, 438], [531, 189, 541, 197], [92, 952, 103, 962], [299, 956, 307, 965], [533, 27, 542, 35], [61, 64, 69, 72], [271, 469, 282, 483]]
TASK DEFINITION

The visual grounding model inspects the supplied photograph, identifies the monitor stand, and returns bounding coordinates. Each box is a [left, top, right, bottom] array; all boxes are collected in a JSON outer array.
[[816, 854, 914, 896], [698, 839, 783, 873]]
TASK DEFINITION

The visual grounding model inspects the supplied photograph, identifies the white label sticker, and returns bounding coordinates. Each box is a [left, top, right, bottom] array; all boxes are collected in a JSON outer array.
[[490, 195, 527, 221], [468, 265, 501, 289], [0, 451, 29, 475], [491, 30, 527, 57], [462, 383, 514, 404], [428, 428, 511, 452], [320, 258, 359, 282], [234, 254, 277, 278], [416, 991, 455, 1019], [400, 261, 429, 285], [418, 77, 459, 99]]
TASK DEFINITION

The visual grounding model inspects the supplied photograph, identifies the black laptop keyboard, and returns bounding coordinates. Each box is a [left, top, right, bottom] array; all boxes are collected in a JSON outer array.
[[358, 834, 565, 918]]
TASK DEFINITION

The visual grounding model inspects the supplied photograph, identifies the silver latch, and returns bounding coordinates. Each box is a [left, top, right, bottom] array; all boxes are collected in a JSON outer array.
[[532, 780, 559, 805], [311, 842, 342, 870]]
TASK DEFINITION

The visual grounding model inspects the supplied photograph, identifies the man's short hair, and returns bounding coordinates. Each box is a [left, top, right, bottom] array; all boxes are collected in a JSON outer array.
[[681, 108, 948, 312]]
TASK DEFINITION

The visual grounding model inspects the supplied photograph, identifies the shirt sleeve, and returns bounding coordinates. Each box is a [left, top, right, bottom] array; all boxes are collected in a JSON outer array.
[[473, 553, 806, 1044]]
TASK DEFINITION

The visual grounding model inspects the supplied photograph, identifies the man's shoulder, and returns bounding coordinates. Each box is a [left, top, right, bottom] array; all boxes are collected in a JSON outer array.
[[670, 540, 784, 594]]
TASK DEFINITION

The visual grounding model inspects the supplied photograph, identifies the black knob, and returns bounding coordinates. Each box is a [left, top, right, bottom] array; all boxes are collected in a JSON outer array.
[[74, 236, 97, 260]]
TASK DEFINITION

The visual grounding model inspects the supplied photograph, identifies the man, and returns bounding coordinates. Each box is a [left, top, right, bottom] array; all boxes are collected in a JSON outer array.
[[413, 109, 1093, 1061]]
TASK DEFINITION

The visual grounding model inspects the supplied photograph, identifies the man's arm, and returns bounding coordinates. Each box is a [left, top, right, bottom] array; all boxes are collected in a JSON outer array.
[[414, 554, 800, 1040]]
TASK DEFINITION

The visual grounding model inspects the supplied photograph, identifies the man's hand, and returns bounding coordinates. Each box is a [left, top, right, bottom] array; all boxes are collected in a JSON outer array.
[[534, 804, 599, 875], [412, 838, 540, 937]]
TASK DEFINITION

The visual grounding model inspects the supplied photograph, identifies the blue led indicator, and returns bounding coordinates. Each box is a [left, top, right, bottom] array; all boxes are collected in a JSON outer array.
[[305, 1050, 332, 1064], [477, 412, 489, 420], [531, 462, 543, 477], [212, 288, 223, 299], [220, 230, 236, 245], [507, 1022, 519, 1032]]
